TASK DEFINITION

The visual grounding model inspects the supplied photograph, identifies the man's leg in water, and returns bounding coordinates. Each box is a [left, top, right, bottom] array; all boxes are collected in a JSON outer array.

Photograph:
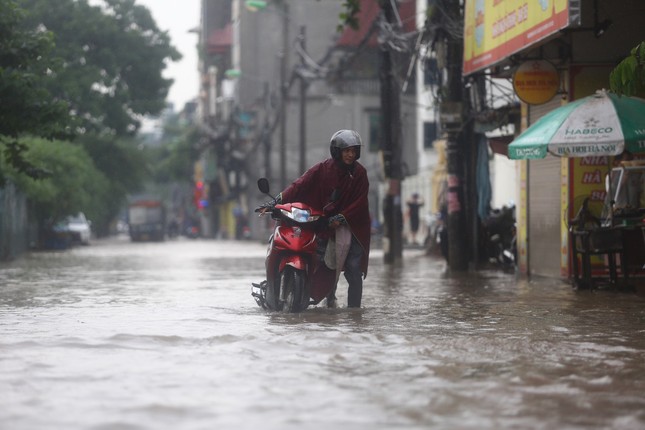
[[344, 236, 364, 308], [317, 238, 337, 307]]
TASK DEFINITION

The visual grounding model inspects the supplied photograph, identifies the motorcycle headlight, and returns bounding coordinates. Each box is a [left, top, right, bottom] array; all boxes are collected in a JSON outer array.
[[281, 207, 320, 223]]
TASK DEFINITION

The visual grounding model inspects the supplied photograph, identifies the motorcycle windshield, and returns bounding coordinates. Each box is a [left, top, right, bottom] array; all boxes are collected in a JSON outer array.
[[281, 207, 319, 223]]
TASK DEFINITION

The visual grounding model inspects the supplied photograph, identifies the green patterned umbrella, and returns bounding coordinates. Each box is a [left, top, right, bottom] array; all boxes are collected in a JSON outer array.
[[508, 90, 645, 159]]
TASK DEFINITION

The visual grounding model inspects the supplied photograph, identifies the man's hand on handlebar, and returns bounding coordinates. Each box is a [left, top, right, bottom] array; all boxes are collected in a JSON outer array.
[[328, 214, 346, 229], [255, 194, 282, 215], [255, 199, 277, 215]]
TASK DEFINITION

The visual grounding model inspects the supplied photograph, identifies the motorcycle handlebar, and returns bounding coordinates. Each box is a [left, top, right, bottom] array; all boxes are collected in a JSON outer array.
[[254, 207, 330, 228], [254, 204, 275, 214]]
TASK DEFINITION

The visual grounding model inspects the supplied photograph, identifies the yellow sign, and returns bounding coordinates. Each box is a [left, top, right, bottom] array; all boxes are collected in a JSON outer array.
[[463, 0, 576, 75], [513, 60, 559, 105]]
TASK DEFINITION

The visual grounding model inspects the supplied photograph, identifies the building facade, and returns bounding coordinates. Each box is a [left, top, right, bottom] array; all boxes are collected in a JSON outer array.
[[463, 0, 645, 279], [198, 0, 418, 240]]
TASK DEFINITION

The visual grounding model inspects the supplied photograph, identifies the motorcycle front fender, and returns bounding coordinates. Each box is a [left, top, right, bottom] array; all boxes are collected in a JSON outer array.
[[278, 254, 308, 272]]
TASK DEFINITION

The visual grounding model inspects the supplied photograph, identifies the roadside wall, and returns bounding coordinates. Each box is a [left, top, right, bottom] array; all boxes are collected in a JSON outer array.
[[0, 182, 29, 261]]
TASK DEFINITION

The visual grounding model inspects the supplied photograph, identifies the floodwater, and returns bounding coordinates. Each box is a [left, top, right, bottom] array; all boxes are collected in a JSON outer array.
[[1, 236, 644, 430]]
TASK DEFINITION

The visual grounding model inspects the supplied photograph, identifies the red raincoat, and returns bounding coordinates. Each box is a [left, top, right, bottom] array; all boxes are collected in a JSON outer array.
[[281, 158, 371, 276]]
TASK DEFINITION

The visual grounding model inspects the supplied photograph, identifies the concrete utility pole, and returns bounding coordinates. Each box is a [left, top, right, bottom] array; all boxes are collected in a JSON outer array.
[[379, 0, 403, 264], [298, 25, 308, 175], [279, 0, 289, 190], [263, 81, 272, 180], [438, 0, 468, 271]]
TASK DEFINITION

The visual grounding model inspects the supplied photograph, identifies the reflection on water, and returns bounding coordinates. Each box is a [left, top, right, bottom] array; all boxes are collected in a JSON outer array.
[[1, 237, 645, 429]]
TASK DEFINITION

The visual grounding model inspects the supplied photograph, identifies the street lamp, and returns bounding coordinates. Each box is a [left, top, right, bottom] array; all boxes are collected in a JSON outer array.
[[224, 69, 242, 79], [245, 0, 268, 11]]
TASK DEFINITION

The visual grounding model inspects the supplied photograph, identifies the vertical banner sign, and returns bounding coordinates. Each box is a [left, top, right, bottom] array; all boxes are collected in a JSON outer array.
[[568, 156, 611, 273], [517, 103, 528, 275], [518, 159, 528, 274], [463, 0, 578, 76], [560, 158, 569, 277], [568, 66, 614, 276], [447, 175, 462, 214]]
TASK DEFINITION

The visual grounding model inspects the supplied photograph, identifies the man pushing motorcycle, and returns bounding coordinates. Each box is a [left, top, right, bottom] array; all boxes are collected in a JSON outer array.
[[261, 130, 371, 308]]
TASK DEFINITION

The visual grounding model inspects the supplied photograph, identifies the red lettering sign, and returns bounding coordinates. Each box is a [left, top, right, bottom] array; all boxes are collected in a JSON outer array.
[[590, 190, 607, 201], [581, 170, 602, 184], [579, 156, 609, 166]]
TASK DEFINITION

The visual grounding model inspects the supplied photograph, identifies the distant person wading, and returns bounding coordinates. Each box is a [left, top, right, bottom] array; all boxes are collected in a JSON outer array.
[[406, 193, 424, 245]]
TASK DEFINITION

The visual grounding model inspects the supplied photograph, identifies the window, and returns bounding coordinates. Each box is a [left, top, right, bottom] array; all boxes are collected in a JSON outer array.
[[423, 58, 439, 87], [424, 122, 437, 149], [368, 111, 381, 152]]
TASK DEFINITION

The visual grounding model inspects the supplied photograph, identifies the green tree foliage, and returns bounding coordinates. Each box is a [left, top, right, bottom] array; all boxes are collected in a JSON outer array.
[[0, 0, 73, 184], [3, 138, 110, 230], [135, 114, 199, 229], [338, 0, 361, 31], [610, 42, 645, 97], [17, 0, 181, 136], [146, 115, 200, 184], [77, 134, 148, 235], [2, 0, 182, 238]]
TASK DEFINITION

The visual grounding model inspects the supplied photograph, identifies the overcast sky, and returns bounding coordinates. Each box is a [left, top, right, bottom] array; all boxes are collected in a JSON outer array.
[[135, 0, 201, 110]]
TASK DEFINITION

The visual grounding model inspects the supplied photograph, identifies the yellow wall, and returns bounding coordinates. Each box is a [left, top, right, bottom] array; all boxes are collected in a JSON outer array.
[[565, 65, 614, 275]]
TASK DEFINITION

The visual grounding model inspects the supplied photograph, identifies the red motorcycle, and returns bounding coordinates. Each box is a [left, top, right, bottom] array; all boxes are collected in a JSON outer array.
[[252, 178, 338, 313]]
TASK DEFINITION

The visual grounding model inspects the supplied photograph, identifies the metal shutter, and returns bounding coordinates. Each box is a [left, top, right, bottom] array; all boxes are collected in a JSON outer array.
[[527, 98, 563, 278]]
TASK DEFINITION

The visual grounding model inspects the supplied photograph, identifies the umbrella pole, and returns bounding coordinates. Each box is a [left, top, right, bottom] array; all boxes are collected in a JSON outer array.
[[606, 156, 615, 226]]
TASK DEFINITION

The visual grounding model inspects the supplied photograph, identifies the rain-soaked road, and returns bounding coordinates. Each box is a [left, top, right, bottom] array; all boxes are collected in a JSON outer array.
[[1, 236, 645, 430]]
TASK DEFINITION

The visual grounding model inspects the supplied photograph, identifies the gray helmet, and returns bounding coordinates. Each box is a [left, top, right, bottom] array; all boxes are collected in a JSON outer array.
[[329, 129, 362, 161]]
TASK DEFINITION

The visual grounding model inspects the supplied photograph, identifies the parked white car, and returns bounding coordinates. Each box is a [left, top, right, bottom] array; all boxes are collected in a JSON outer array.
[[65, 212, 92, 245]]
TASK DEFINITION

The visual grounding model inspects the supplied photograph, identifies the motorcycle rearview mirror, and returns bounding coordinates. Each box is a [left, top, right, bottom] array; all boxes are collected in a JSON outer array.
[[257, 178, 272, 197]]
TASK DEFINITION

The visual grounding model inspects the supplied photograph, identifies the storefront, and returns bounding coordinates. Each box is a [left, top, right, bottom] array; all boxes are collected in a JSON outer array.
[[463, 0, 645, 282]]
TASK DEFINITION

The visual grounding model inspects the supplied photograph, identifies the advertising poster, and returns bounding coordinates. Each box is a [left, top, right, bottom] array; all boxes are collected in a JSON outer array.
[[463, 0, 577, 75], [567, 66, 613, 273]]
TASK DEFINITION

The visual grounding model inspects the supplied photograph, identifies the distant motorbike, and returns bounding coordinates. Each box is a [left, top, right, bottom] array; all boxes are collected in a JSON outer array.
[[424, 210, 448, 261], [184, 224, 200, 239], [252, 178, 339, 313], [167, 220, 179, 238], [484, 205, 516, 267]]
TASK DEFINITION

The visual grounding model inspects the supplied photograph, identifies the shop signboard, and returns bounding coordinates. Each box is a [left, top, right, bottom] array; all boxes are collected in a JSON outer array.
[[566, 66, 612, 278], [463, 0, 581, 76], [513, 60, 560, 105]]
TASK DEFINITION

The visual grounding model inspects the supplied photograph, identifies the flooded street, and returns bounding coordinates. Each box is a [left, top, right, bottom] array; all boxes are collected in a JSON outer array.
[[1, 236, 645, 430]]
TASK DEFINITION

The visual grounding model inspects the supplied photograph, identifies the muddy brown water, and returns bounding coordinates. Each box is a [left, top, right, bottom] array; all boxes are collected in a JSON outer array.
[[1, 237, 644, 429]]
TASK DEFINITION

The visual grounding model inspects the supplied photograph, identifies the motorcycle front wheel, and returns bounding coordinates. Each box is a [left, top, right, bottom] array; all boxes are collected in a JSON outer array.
[[279, 267, 309, 313]]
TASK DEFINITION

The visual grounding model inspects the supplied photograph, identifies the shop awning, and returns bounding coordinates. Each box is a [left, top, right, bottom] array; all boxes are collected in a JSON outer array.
[[336, 0, 416, 48], [207, 24, 232, 54], [488, 135, 514, 157]]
